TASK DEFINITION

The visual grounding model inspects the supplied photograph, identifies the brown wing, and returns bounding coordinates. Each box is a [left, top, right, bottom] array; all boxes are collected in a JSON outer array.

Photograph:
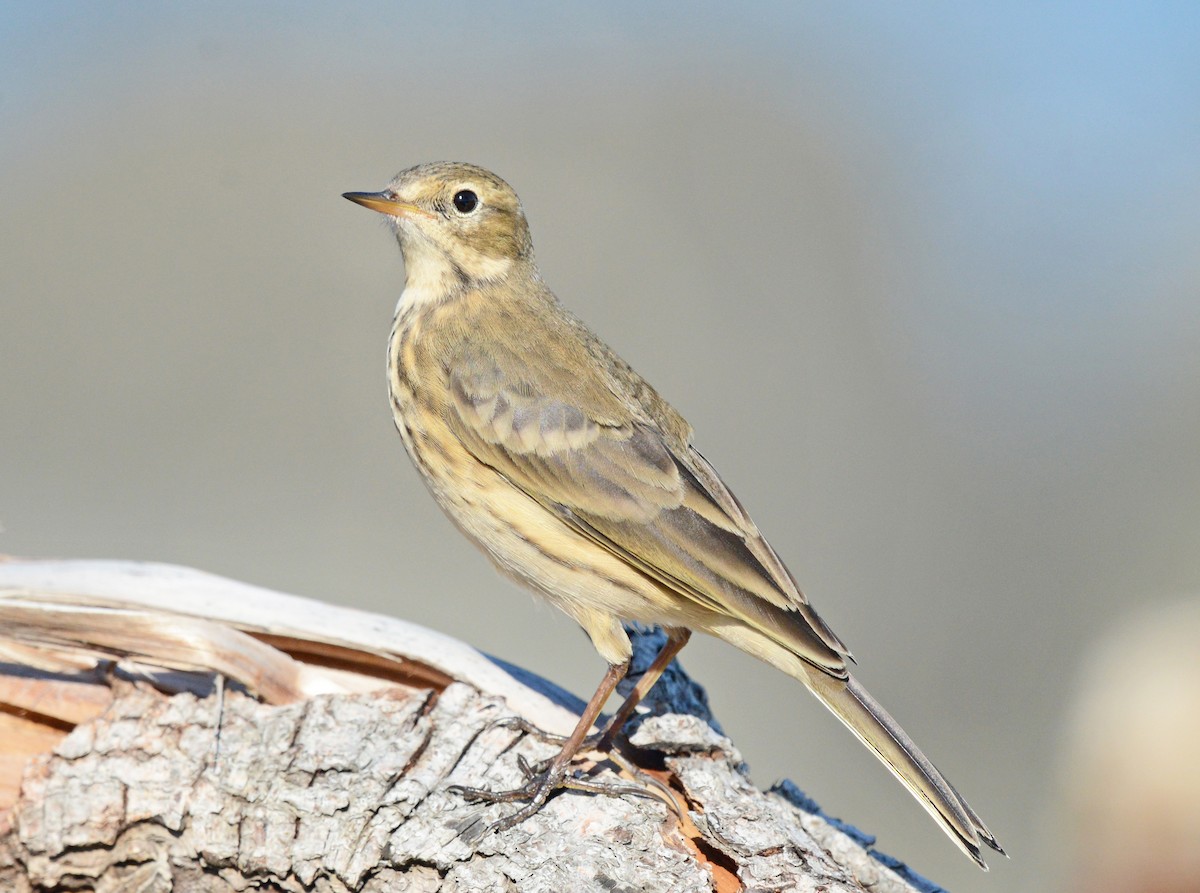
[[447, 342, 850, 672]]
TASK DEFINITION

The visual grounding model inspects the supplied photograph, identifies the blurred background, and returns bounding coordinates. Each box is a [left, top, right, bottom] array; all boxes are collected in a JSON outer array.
[[3, 3, 1199, 890]]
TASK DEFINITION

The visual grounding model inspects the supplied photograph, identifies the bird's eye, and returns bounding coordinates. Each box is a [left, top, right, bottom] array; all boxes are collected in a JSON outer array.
[[452, 189, 479, 214]]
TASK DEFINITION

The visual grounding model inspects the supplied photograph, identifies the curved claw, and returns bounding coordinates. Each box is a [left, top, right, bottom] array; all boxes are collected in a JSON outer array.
[[604, 749, 684, 820], [557, 773, 661, 802], [514, 753, 540, 782]]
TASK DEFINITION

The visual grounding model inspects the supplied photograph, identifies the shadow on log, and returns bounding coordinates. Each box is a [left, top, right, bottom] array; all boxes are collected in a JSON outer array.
[[0, 558, 946, 892]]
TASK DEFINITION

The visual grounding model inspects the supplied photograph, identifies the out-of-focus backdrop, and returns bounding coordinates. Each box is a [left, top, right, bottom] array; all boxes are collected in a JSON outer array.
[[4, 4, 1199, 891]]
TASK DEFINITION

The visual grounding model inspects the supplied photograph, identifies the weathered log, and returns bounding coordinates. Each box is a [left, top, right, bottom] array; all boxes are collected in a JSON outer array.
[[0, 559, 944, 892]]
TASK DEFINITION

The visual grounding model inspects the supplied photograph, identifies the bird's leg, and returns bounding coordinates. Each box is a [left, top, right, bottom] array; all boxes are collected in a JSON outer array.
[[450, 659, 629, 837], [573, 627, 692, 818], [450, 629, 696, 838], [478, 627, 694, 755], [595, 627, 691, 751]]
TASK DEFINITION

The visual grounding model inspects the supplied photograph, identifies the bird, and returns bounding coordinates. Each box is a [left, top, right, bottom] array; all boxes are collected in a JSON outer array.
[[343, 161, 1004, 868]]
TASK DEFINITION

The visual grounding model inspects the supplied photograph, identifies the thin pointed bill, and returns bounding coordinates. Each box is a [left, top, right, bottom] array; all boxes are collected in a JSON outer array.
[[342, 191, 434, 219]]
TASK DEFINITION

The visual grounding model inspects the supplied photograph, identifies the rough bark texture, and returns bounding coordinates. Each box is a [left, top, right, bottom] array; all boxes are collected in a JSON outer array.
[[0, 560, 949, 892], [0, 682, 928, 893]]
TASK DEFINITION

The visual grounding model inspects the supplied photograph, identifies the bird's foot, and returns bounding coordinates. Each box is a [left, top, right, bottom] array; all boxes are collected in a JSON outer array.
[[467, 714, 678, 804], [449, 747, 677, 844], [490, 721, 678, 814]]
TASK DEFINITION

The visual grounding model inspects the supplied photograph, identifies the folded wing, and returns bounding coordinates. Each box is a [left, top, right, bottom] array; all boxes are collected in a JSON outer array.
[[447, 344, 850, 672]]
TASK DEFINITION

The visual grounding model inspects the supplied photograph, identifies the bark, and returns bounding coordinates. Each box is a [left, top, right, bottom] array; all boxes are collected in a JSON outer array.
[[0, 559, 946, 893]]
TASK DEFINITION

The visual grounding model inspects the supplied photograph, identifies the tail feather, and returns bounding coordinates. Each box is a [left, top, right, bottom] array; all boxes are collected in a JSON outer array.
[[803, 667, 1004, 868], [707, 620, 1003, 867]]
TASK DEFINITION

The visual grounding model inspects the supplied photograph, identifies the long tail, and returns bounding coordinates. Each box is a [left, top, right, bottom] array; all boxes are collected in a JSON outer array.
[[799, 665, 1005, 868], [702, 611, 1004, 866]]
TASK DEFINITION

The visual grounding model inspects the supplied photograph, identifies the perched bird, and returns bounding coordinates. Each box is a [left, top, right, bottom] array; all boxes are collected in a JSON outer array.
[[344, 162, 1003, 868]]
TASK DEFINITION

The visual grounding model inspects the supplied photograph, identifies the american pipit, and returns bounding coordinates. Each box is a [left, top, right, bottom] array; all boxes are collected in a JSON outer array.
[[344, 162, 1004, 868]]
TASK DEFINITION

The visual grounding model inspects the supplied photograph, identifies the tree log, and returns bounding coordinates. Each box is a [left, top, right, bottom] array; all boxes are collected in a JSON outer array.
[[0, 559, 947, 892]]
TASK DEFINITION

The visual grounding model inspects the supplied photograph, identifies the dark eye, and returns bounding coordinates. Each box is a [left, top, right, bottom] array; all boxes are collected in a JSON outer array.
[[452, 189, 479, 214]]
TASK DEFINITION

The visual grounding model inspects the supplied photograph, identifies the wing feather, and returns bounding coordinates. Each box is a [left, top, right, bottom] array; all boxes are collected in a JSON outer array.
[[447, 344, 850, 666]]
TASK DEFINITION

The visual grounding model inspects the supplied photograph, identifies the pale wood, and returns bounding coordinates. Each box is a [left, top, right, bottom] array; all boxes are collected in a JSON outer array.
[[0, 558, 941, 892]]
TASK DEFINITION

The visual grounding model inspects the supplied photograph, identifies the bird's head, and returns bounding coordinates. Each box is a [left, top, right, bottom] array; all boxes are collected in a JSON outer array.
[[345, 161, 532, 297]]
